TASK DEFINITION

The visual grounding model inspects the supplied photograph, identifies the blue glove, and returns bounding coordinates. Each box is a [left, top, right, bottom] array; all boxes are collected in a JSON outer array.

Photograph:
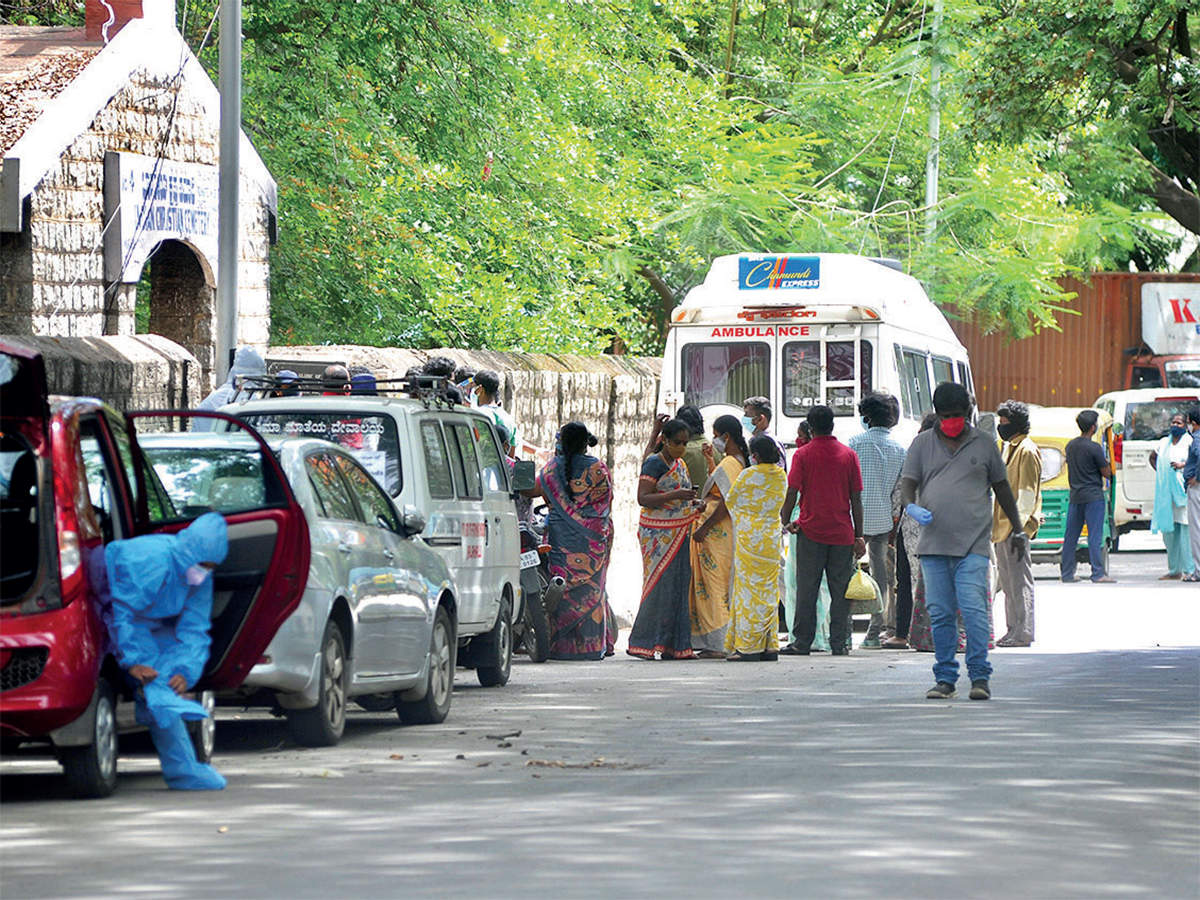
[[905, 503, 933, 526]]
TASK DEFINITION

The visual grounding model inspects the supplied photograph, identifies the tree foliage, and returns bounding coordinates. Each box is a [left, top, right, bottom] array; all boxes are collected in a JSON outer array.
[[9, 0, 1195, 347]]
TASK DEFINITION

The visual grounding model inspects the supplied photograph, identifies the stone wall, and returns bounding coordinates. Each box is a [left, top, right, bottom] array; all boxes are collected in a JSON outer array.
[[266, 346, 663, 619], [0, 69, 272, 391], [0, 333, 201, 413]]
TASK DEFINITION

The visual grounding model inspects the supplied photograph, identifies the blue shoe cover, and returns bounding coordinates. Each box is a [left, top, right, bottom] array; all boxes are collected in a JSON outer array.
[[137, 682, 208, 729], [148, 717, 226, 791]]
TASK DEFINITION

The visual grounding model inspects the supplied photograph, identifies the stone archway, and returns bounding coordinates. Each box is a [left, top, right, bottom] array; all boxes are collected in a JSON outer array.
[[135, 239, 217, 388]]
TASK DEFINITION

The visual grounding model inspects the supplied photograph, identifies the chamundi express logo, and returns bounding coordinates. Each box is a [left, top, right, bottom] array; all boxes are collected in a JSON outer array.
[[738, 255, 821, 290]]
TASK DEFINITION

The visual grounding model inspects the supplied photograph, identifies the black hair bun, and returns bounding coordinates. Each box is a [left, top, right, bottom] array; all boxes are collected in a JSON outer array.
[[587, 434, 598, 447]]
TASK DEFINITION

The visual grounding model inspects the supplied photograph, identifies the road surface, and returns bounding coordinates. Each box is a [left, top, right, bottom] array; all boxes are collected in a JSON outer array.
[[2, 540, 1197, 899]]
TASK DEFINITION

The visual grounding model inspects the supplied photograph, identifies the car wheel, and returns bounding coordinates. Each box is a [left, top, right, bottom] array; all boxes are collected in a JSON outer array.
[[186, 690, 217, 763], [475, 595, 513, 687], [396, 605, 454, 725], [287, 619, 348, 747], [61, 680, 118, 799]]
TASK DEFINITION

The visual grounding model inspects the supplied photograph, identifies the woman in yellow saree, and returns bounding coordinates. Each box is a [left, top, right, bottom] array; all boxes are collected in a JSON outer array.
[[689, 415, 749, 658], [725, 435, 788, 661]]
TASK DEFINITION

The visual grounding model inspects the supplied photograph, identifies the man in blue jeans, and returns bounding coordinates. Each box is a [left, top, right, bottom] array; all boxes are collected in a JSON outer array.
[[1061, 409, 1117, 584], [900, 383, 1028, 701]]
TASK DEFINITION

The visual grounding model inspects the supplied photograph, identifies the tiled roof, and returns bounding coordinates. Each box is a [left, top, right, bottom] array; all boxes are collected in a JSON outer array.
[[0, 26, 102, 154]]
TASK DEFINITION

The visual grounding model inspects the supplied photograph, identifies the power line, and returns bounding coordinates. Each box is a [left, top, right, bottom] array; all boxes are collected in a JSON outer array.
[[858, 0, 929, 255]]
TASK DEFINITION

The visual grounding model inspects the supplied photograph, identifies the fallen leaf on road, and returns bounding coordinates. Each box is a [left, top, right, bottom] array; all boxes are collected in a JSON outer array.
[[476, 761, 491, 767], [388, 754, 404, 760], [216, 826, 229, 834], [498, 741, 512, 748], [485, 730, 522, 740], [455, 754, 466, 760]]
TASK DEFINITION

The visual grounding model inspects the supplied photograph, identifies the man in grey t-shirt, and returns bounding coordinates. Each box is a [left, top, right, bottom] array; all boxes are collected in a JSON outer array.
[[900, 382, 1026, 702]]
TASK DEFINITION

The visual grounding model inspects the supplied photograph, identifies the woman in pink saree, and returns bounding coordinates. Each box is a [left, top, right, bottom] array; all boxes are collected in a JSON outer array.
[[535, 422, 616, 660]]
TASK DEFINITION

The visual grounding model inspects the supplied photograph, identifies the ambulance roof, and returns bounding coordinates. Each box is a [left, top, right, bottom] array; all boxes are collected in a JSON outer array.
[[678, 253, 960, 345]]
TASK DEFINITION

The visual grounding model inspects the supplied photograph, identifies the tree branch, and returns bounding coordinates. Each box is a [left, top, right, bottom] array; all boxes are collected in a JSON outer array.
[[637, 266, 679, 310], [1139, 151, 1200, 236]]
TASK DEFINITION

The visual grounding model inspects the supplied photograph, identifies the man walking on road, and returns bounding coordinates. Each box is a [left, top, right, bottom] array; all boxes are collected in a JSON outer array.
[[900, 383, 1027, 701], [993, 400, 1042, 646], [849, 392, 907, 649], [1183, 407, 1200, 583], [780, 405, 865, 657], [1061, 410, 1116, 584]]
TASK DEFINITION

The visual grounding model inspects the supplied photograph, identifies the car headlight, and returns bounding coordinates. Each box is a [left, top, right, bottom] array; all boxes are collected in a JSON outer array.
[[1039, 446, 1063, 482]]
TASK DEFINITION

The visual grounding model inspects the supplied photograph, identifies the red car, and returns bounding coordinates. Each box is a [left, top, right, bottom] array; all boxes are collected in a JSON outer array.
[[0, 341, 310, 797]]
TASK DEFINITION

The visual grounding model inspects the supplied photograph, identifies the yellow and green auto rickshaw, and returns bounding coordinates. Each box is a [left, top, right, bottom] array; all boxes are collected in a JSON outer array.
[[1026, 407, 1117, 567]]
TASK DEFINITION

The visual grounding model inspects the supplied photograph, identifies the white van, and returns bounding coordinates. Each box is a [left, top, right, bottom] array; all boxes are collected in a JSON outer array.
[[658, 253, 973, 445], [1093, 387, 1200, 532]]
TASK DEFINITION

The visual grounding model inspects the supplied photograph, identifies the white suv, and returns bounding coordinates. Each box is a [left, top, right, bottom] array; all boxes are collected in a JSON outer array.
[[220, 385, 524, 687], [1094, 387, 1200, 532]]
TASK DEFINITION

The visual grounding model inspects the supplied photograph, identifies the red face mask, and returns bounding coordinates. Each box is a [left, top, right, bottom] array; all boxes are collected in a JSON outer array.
[[939, 416, 966, 438]]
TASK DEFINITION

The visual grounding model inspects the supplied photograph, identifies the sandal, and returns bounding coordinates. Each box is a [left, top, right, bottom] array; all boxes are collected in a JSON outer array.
[[725, 651, 762, 662], [880, 637, 909, 649], [696, 649, 727, 659]]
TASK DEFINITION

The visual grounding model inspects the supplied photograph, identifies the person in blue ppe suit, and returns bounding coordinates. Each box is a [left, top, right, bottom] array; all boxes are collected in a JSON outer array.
[[105, 512, 229, 790]]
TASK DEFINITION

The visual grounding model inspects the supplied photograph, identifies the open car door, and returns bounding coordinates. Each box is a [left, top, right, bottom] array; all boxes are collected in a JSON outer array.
[[0, 340, 50, 429], [123, 410, 311, 691]]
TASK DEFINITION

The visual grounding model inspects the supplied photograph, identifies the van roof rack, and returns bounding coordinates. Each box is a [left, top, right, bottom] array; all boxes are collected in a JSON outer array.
[[235, 373, 464, 409]]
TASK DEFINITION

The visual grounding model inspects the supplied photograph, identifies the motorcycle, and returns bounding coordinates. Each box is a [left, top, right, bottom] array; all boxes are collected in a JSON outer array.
[[514, 504, 558, 663]]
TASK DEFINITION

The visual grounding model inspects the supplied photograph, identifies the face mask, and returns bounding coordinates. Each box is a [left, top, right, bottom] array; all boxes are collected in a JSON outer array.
[[997, 423, 1019, 442], [185, 564, 211, 587], [1170, 425, 1186, 439], [741, 416, 756, 433], [749, 455, 759, 466], [712, 436, 727, 455], [861, 417, 872, 431], [939, 416, 966, 438]]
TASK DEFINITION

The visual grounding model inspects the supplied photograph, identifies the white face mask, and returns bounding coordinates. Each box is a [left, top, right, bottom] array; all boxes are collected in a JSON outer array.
[[185, 565, 211, 587], [712, 436, 727, 454]]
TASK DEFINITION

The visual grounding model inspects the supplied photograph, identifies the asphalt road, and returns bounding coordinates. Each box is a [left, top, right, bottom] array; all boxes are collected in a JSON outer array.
[[2, 540, 1197, 899]]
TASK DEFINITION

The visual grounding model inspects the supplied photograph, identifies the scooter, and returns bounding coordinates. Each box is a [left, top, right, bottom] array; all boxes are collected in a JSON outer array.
[[514, 504, 558, 662]]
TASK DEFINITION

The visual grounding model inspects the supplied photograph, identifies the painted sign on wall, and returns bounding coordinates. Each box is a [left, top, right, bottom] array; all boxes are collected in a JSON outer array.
[[103, 151, 219, 285]]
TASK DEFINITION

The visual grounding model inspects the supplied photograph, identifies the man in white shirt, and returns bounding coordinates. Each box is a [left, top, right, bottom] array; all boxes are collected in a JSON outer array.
[[474, 370, 520, 456]]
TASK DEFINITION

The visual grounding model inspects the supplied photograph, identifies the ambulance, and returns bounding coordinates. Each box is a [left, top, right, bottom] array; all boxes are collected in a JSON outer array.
[[658, 253, 973, 446]]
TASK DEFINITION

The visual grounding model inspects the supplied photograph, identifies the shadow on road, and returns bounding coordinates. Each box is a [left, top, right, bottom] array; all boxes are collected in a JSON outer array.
[[1, 647, 1196, 899]]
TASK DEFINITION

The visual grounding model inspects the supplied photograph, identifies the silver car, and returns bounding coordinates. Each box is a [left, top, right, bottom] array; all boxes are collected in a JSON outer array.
[[136, 432, 458, 746]]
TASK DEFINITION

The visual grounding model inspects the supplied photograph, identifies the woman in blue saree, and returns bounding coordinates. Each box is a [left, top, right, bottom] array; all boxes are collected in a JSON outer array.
[[535, 422, 616, 660]]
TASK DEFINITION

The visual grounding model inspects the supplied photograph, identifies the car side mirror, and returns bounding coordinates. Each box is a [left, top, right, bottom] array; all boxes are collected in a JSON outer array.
[[510, 460, 535, 495], [399, 505, 426, 538]]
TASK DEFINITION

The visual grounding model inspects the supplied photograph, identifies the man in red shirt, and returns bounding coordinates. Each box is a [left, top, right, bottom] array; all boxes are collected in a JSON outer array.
[[779, 405, 866, 655]]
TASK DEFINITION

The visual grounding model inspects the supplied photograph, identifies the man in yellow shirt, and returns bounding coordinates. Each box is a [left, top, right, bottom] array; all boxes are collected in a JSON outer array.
[[993, 400, 1042, 647]]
